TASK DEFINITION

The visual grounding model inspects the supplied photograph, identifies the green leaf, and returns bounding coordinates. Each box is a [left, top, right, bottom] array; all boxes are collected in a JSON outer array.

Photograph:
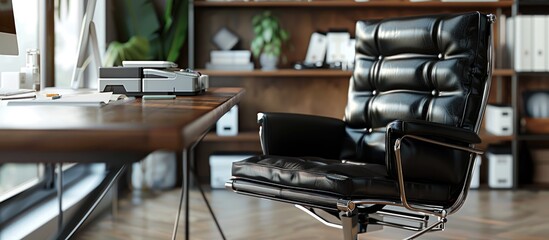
[[252, 15, 261, 27], [162, 0, 189, 62], [253, 25, 262, 35], [251, 37, 264, 58], [263, 28, 273, 43], [103, 36, 151, 67], [280, 29, 289, 41]]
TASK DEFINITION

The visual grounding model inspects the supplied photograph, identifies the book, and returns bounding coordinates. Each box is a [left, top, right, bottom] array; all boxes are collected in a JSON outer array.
[[210, 50, 252, 65], [205, 62, 254, 71]]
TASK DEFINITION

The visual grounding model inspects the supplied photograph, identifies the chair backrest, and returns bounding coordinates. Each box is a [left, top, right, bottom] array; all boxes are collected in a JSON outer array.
[[342, 12, 492, 165]]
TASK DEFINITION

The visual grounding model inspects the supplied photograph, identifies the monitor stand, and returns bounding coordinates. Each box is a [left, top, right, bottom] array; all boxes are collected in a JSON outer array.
[[70, 20, 101, 90]]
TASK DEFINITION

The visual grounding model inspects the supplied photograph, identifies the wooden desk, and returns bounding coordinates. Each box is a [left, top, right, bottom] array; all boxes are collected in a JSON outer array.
[[0, 88, 243, 163], [0, 87, 244, 239]]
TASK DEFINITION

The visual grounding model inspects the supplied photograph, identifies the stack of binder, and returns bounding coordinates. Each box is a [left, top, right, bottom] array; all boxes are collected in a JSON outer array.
[[206, 50, 253, 71], [506, 15, 549, 72]]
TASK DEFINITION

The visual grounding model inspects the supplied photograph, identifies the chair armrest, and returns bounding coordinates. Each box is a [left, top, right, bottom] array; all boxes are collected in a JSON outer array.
[[386, 120, 481, 145], [385, 120, 483, 185], [385, 120, 483, 215], [258, 112, 346, 159]]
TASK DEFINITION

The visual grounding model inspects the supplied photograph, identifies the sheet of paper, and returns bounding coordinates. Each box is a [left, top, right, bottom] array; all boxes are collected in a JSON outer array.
[[7, 92, 113, 106]]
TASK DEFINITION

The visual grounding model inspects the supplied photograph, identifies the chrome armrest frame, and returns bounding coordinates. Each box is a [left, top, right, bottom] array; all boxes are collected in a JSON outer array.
[[393, 134, 483, 218]]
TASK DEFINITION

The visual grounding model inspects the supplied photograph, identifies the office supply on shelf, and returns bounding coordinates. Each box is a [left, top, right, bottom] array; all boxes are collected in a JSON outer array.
[[216, 105, 238, 136], [485, 104, 513, 136], [7, 92, 112, 106], [511, 16, 533, 71], [488, 145, 513, 189], [212, 27, 239, 50], [99, 61, 208, 96], [304, 32, 327, 65], [532, 15, 546, 71], [326, 31, 350, 64]]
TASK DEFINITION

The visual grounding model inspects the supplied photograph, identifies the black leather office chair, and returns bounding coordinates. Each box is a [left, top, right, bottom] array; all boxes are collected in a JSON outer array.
[[226, 12, 495, 240]]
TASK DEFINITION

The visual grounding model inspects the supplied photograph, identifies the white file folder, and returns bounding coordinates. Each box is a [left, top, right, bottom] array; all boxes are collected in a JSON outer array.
[[514, 16, 533, 72], [546, 16, 549, 71], [532, 16, 546, 72]]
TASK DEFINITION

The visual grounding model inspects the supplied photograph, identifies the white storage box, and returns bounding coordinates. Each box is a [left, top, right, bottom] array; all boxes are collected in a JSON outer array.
[[485, 104, 513, 136], [210, 154, 253, 188], [216, 105, 238, 136], [487, 146, 513, 188]]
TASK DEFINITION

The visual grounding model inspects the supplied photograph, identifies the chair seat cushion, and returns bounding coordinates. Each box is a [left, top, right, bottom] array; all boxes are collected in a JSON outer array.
[[232, 155, 458, 206]]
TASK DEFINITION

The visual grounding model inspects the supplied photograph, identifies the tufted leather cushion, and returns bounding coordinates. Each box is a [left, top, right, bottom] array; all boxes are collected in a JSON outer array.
[[233, 156, 458, 207], [343, 12, 490, 164]]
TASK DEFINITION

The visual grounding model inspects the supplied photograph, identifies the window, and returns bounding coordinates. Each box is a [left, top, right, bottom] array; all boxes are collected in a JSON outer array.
[[54, 0, 106, 88], [0, 1, 104, 228], [0, 0, 41, 206]]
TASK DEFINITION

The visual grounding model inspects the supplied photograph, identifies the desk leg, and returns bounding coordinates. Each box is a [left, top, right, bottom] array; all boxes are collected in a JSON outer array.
[[56, 163, 127, 240], [185, 149, 191, 240], [172, 149, 188, 240], [189, 149, 226, 240], [57, 162, 63, 234]]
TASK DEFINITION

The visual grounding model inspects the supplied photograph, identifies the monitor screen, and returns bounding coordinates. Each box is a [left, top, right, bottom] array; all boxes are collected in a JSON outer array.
[[0, 0, 18, 55]]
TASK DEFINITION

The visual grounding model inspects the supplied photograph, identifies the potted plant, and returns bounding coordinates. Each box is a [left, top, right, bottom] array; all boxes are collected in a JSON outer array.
[[251, 11, 289, 70]]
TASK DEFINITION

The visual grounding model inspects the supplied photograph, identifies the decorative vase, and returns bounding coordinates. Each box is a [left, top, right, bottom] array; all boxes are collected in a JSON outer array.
[[259, 53, 278, 71]]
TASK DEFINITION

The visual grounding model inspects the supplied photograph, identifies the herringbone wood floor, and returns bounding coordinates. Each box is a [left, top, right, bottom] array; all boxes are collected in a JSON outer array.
[[76, 188, 549, 240]]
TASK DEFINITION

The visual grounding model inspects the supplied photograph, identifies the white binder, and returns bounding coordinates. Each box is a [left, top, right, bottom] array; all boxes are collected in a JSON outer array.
[[546, 16, 549, 71], [514, 16, 533, 72], [532, 16, 546, 72]]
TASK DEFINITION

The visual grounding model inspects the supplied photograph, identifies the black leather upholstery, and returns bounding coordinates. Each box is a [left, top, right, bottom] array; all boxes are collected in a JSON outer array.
[[230, 12, 491, 217], [232, 156, 458, 208], [259, 112, 346, 159]]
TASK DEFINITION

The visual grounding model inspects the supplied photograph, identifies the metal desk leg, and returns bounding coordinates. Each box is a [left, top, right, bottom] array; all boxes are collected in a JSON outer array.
[[172, 149, 188, 240], [189, 149, 226, 240], [172, 134, 227, 240], [55, 163, 127, 240], [57, 162, 63, 234]]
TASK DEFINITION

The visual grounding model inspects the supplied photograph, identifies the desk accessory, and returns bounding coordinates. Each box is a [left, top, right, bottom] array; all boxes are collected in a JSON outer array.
[[99, 61, 208, 96], [304, 32, 327, 65]]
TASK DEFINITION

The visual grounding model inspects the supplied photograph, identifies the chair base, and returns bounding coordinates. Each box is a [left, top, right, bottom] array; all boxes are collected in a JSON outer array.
[[227, 179, 446, 240]]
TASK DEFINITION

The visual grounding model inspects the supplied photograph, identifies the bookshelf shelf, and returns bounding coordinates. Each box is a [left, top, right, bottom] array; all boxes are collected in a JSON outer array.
[[194, 1, 513, 8], [199, 69, 352, 78]]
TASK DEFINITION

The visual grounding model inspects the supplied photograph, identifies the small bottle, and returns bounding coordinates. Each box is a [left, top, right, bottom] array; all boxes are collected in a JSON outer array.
[[21, 49, 40, 91]]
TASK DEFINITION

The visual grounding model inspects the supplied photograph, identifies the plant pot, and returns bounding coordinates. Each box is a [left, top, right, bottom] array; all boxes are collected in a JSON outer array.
[[259, 53, 278, 71]]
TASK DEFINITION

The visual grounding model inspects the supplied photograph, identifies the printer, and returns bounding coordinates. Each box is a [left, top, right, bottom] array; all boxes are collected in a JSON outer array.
[[98, 61, 208, 96]]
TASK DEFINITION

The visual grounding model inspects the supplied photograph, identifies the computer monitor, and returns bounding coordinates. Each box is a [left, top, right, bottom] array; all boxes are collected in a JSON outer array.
[[70, 0, 101, 89], [0, 0, 18, 55]]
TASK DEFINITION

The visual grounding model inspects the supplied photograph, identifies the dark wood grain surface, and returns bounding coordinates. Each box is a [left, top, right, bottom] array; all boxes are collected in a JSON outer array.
[[0, 88, 244, 162]]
